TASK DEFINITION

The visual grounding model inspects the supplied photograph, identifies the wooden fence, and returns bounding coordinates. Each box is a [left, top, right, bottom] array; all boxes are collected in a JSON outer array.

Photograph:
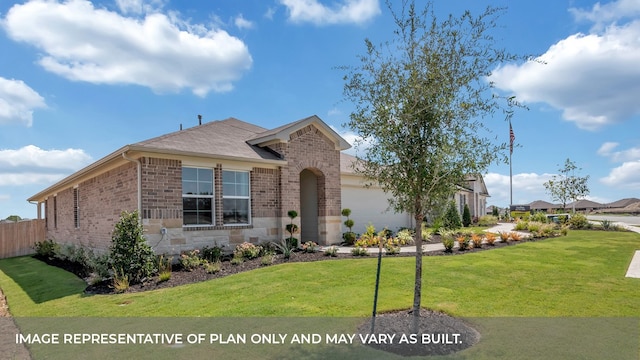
[[0, 219, 45, 259]]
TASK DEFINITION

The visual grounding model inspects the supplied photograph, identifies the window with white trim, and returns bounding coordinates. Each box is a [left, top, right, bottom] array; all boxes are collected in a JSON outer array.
[[182, 167, 214, 225], [222, 170, 250, 225]]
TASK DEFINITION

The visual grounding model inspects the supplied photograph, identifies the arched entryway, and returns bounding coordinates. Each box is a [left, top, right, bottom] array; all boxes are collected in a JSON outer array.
[[300, 169, 319, 243]]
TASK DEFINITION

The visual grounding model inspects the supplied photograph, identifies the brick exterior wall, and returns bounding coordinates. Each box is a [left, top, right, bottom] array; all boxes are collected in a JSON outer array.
[[140, 157, 182, 220], [45, 162, 138, 250], [251, 167, 280, 218]]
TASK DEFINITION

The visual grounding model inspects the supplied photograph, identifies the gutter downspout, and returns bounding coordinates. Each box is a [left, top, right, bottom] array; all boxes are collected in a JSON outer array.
[[28, 200, 41, 219], [122, 151, 142, 215]]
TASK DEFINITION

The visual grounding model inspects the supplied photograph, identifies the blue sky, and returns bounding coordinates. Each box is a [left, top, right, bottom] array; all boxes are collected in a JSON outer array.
[[1, 0, 639, 219]]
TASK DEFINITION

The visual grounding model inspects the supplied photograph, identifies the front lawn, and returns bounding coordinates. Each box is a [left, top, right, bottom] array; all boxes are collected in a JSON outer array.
[[1, 230, 639, 318], [2, 230, 639, 359]]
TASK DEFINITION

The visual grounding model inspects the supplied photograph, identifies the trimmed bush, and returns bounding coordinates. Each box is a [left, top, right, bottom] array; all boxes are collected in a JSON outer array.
[[462, 204, 472, 227], [109, 210, 156, 283], [569, 213, 589, 229], [443, 201, 462, 230]]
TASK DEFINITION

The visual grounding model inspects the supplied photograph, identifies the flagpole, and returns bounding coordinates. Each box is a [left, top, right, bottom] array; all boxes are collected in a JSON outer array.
[[509, 120, 513, 208]]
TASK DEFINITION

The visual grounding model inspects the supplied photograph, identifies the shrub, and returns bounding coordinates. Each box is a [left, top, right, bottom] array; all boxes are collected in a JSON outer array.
[[260, 253, 275, 266], [342, 208, 357, 245], [384, 242, 401, 255], [180, 250, 204, 271], [514, 221, 529, 231], [235, 242, 261, 260], [477, 215, 498, 227], [109, 210, 156, 284], [112, 268, 130, 293], [430, 218, 443, 235], [286, 210, 299, 247], [499, 232, 509, 242], [323, 246, 338, 257], [356, 223, 380, 247], [204, 261, 222, 274], [443, 202, 462, 230], [462, 204, 472, 227], [569, 213, 589, 229], [201, 245, 223, 263], [157, 255, 172, 282], [34, 239, 59, 260], [351, 247, 369, 256], [485, 232, 497, 245], [301, 241, 318, 253], [421, 223, 433, 241], [395, 229, 415, 245], [510, 232, 522, 241], [600, 219, 612, 230], [274, 238, 295, 259], [87, 252, 111, 280], [230, 253, 244, 265], [541, 224, 556, 237], [531, 211, 548, 223], [527, 222, 541, 235], [442, 235, 455, 253], [456, 234, 470, 251], [470, 233, 483, 248]]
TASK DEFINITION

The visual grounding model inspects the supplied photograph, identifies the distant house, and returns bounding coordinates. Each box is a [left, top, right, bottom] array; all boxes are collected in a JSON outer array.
[[28, 115, 490, 254], [528, 200, 561, 213]]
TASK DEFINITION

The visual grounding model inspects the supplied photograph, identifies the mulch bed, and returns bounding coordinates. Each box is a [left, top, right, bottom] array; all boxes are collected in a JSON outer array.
[[32, 235, 546, 296]]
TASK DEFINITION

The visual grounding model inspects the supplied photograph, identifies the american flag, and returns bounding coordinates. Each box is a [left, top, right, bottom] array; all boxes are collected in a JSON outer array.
[[509, 122, 515, 154]]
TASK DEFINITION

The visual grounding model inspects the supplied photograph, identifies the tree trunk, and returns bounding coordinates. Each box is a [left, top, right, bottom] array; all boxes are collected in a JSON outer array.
[[412, 213, 424, 333]]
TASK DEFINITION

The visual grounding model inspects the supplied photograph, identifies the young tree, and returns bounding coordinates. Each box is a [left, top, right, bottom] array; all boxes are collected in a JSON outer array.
[[341, 0, 523, 327], [543, 158, 590, 211]]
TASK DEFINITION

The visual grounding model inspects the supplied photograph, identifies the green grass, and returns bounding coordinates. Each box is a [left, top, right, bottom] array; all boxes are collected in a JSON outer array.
[[2, 230, 640, 359], [1, 230, 639, 318]]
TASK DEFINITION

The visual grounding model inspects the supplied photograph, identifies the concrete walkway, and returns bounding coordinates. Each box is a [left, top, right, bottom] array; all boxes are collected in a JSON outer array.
[[610, 221, 640, 278]]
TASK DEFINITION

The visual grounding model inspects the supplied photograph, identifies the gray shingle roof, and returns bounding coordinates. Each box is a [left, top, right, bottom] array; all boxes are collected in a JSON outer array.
[[133, 118, 283, 161]]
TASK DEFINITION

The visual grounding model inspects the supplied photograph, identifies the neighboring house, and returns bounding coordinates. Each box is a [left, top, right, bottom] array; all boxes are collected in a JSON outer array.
[[28, 115, 491, 254], [456, 175, 490, 220], [528, 200, 561, 213]]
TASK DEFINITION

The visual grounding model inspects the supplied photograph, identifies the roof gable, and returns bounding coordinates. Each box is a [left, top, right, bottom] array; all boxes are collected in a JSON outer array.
[[248, 115, 351, 151]]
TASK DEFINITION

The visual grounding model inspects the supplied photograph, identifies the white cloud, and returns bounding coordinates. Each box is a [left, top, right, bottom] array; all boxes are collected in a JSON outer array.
[[600, 160, 640, 188], [597, 141, 619, 156], [0, 77, 46, 126], [598, 142, 640, 162], [484, 172, 555, 206], [115, 0, 165, 15], [0, 145, 92, 173], [598, 141, 640, 188], [2, 0, 253, 97], [491, 3, 640, 130], [234, 14, 254, 30], [570, 0, 640, 27], [279, 0, 380, 25], [0, 173, 69, 187]]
